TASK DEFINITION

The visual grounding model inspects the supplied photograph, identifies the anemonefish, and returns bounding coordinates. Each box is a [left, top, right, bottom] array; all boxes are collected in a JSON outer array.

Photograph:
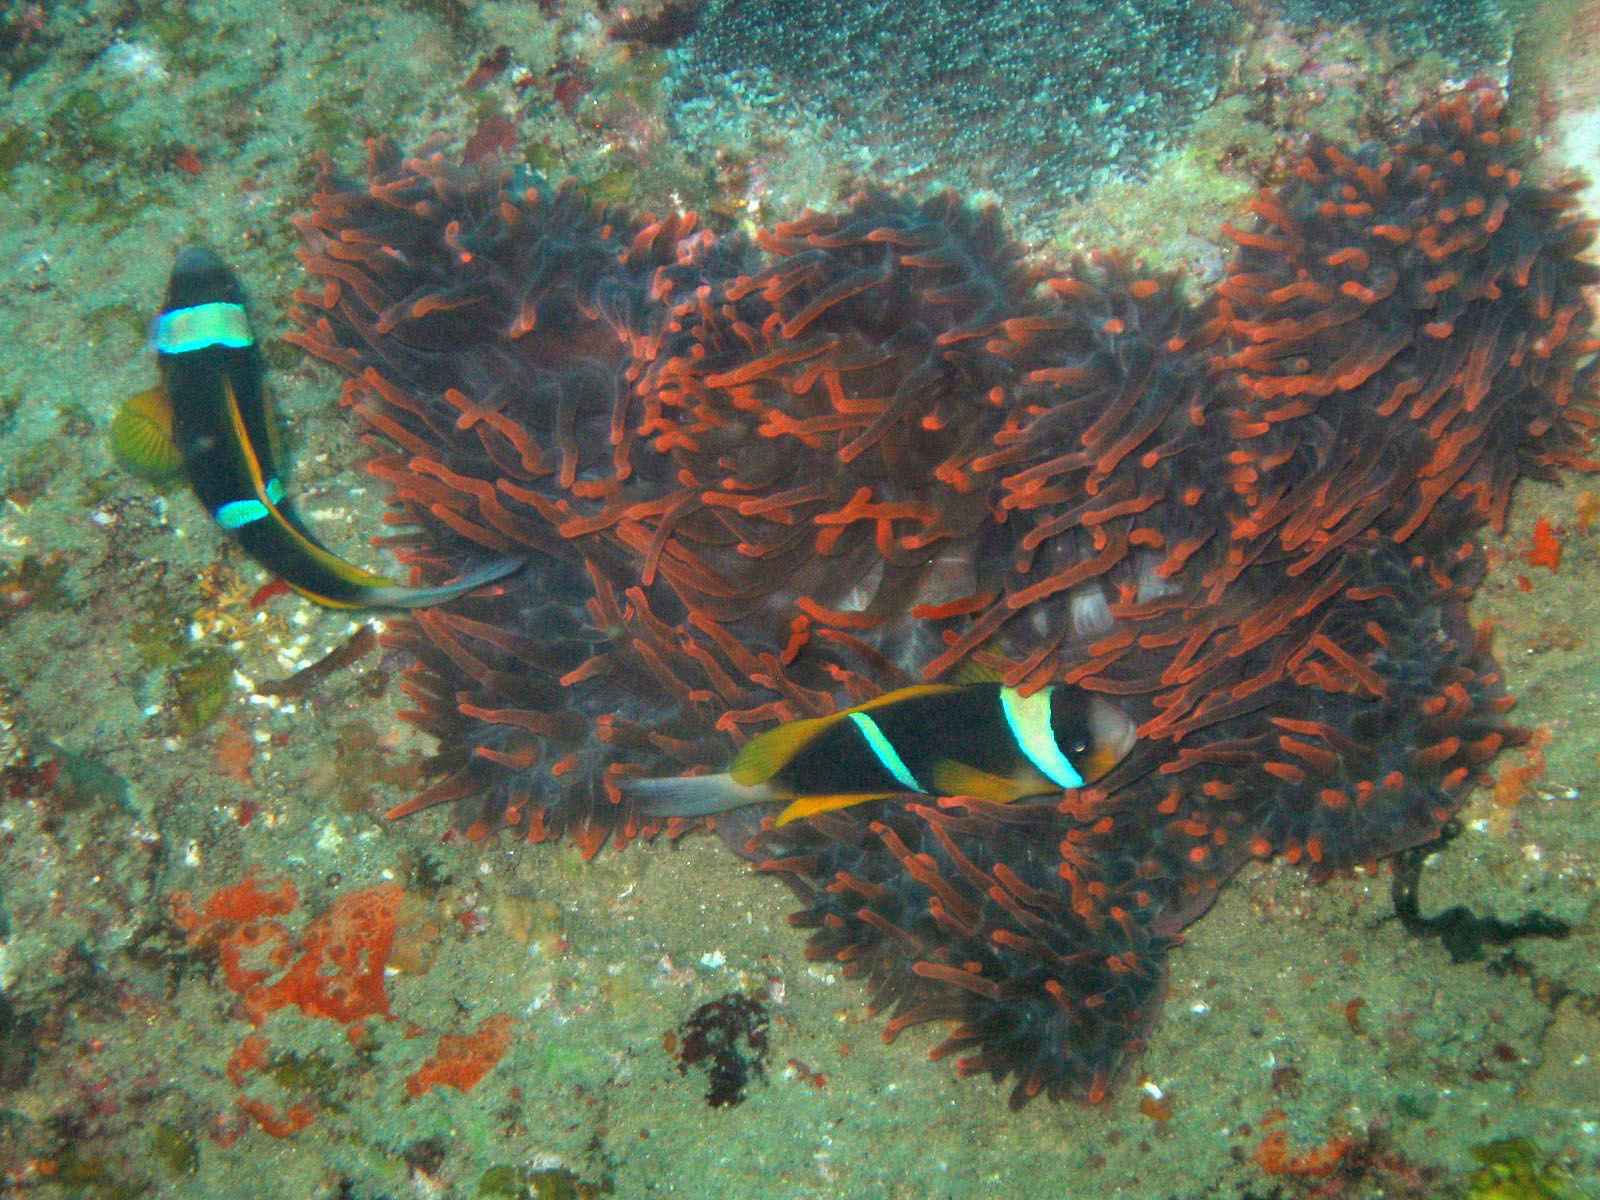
[[125, 246, 520, 608], [630, 679, 1138, 828]]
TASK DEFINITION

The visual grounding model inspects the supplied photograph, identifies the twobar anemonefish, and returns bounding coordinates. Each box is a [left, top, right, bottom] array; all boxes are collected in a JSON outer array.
[[630, 678, 1138, 828], [129, 246, 520, 608]]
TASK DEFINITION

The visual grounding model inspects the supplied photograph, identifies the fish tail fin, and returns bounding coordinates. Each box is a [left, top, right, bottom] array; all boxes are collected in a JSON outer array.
[[628, 772, 776, 819], [355, 557, 523, 609]]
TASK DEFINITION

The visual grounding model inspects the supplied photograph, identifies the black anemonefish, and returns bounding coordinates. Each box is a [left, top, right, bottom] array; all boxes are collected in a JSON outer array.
[[629, 679, 1138, 828], [126, 246, 520, 608]]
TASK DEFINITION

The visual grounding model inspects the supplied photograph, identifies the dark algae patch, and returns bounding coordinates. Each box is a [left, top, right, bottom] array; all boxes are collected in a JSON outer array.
[[148, 1123, 198, 1178], [673, 992, 771, 1108], [0, 554, 73, 629], [1391, 826, 1572, 963], [0, 988, 40, 1090]]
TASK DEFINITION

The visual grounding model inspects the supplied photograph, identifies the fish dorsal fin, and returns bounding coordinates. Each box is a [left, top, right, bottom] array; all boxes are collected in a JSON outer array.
[[729, 713, 840, 785], [851, 682, 960, 711], [948, 658, 1003, 686], [111, 386, 185, 482], [928, 760, 1034, 805]]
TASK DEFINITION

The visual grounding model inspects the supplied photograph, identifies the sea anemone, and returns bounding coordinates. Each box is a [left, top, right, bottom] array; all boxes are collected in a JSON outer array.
[[287, 95, 1597, 1104]]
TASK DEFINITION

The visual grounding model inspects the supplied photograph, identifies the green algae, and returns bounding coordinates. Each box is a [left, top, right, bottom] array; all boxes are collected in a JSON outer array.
[[330, 717, 421, 811], [585, 165, 642, 206], [56, 1149, 150, 1199], [0, 127, 36, 189], [269, 1050, 349, 1113], [478, 1164, 609, 1199], [45, 87, 117, 169], [82, 300, 146, 349], [127, 602, 193, 670], [521, 141, 567, 173], [1393, 1089, 1439, 1120], [260, 337, 304, 375], [528, 1031, 607, 1080], [1468, 1141, 1593, 1200], [17, 81, 170, 233], [170, 645, 234, 734], [5, 440, 75, 507], [50, 742, 133, 814], [57, 400, 95, 439], [125, 589, 240, 734], [81, 471, 133, 506], [407, 851, 455, 900], [302, 85, 374, 152], [478, 1167, 523, 1197], [146, 11, 234, 75], [0, 989, 38, 1090], [149, 1123, 198, 1177]]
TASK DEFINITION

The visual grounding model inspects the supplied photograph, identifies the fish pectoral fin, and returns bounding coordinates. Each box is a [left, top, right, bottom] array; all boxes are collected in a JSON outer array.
[[772, 793, 901, 828], [1082, 744, 1125, 782], [111, 386, 185, 482], [927, 761, 1035, 805]]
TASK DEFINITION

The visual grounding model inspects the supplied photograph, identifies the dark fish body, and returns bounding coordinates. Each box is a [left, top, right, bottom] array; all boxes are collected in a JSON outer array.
[[632, 681, 1136, 827], [147, 247, 519, 608], [154, 246, 292, 531]]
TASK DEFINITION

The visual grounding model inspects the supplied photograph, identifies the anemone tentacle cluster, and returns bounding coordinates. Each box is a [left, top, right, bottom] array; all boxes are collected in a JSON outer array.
[[287, 96, 1597, 1108]]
